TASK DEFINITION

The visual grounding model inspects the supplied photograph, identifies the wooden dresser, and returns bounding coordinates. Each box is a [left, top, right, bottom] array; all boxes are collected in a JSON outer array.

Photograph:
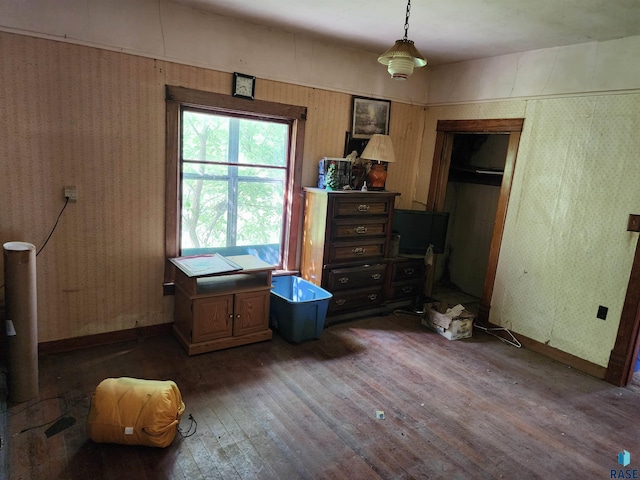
[[300, 188, 404, 322]]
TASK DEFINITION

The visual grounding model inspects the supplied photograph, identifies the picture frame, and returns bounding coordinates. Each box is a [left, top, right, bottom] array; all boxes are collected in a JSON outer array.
[[343, 131, 369, 158], [351, 96, 391, 139]]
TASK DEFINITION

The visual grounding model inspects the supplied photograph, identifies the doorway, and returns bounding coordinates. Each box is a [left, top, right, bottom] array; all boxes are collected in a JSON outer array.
[[433, 133, 510, 314], [426, 119, 524, 324]]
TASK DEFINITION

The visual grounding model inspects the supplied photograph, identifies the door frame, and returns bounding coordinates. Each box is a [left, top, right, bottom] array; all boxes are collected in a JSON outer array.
[[605, 240, 640, 386], [426, 118, 524, 324]]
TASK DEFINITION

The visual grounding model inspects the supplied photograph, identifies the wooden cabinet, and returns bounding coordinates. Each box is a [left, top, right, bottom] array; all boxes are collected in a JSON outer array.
[[300, 188, 399, 322], [387, 256, 426, 302], [172, 255, 273, 355]]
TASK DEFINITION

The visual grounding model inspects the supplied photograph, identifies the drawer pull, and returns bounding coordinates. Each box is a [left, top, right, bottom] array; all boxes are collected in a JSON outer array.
[[338, 277, 350, 284], [353, 247, 366, 255], [371, 273, 382, 280], [354, 226, 368, 234], [357, 204, 370, 212], [403, 268, 415, 275], [368, 294, 378, 301], [336, 299, 346, 306], [402, 286, 414, 293]]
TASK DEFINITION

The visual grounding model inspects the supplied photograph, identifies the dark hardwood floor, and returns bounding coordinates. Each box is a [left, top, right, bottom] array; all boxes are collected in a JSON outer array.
[[6, 313, 640, 479]]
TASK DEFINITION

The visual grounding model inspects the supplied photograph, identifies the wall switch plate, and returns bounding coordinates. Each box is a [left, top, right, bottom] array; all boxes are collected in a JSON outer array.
[[64, 186, 78, 202]]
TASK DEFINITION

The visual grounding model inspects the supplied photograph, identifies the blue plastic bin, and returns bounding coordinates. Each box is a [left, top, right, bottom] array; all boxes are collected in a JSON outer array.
[[270, 276, 332, 343]]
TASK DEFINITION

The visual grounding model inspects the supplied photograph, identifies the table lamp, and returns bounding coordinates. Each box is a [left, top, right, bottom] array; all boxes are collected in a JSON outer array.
[[360, 134, 396, 191]]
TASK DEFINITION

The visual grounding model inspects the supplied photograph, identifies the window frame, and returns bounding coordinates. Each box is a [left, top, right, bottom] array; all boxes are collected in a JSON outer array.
[[164, 85, 307, 288]]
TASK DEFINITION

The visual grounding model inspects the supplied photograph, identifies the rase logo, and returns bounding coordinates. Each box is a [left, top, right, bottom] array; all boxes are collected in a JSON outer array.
[[611, 450, 638, 479], [620, 451, 631, 467]]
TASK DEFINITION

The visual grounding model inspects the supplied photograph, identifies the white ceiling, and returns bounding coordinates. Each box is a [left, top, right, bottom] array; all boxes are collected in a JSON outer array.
[[172, 0, 640, 65]]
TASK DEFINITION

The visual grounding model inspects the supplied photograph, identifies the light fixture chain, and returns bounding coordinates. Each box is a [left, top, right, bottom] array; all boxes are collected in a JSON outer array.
[[403, 0, 411, 40]]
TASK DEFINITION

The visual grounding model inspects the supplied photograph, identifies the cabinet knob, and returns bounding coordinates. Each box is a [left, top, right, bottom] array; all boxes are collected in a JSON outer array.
[[357, 204, 370, 212], [404, 268, 415, 275], [368, 294, 378, 301], [371, 273, 382, 280], [338, 277, 350, 284], [236, 314, 241, 318], [352, 247, 366, 255], [354, 226, 368, 234]]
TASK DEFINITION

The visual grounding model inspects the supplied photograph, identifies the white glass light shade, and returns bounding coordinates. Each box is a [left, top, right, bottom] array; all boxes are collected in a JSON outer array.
[[377, 39, 427, 80], [361, 134, 396, 163]]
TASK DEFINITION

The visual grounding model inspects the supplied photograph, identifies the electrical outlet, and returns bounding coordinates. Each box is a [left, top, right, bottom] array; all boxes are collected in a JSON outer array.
[[64, 186, 78, 202], [597, 305, 608, 320]]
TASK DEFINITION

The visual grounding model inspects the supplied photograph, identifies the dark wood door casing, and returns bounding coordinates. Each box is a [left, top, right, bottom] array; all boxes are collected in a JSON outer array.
[[426, 118, 524, 325]]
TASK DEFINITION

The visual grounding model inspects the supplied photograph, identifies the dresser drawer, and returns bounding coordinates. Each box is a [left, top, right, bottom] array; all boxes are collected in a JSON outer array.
[[328, 239, 386, 264], [329, 287, 384, 313], [389, 281, 423, 301], [332, 197, 391, 217], [332, 217, 388, 240], [391, 259, 425, 282], [326, 264, 386, 291]]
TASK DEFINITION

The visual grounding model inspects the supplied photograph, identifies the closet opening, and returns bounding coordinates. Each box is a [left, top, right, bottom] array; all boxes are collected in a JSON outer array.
[[433, 133, 510, 315], [426, 118, 524, 324]]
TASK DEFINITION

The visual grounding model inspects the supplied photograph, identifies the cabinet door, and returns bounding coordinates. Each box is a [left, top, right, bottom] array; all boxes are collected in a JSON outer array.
[[233, 290, 270, 337], [192, 295, 234, 343]]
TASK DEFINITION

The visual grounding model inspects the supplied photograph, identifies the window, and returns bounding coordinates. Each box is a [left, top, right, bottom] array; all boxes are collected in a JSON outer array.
[[165, 86, 306, 285]]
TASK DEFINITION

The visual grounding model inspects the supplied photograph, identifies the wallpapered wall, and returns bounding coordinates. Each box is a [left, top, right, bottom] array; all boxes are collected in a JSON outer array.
[[0, 32, 425, 342], [3, 27, 639, 369], [421, 95, 640, 367]]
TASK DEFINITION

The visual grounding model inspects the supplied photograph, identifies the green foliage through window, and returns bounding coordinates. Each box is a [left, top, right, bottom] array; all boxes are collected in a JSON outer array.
[[180, 109, 289, 264]]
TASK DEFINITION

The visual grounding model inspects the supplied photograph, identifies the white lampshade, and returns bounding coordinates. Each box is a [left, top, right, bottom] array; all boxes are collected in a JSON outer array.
[[377, 39, 427, 80], [361, 134, 396, 163]]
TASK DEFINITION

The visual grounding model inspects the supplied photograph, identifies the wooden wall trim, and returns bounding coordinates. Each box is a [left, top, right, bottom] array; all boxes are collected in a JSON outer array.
[[482, 321, 607, 380], [437, 118, 524, 133], [38, 323, 173, 356], [605, 236, 640, 386], [164, 99, 180, 286], [426, 132, 454, 212], [285, 117, 306, 270], [515, 332, 607, 380], [481, 132, 521, 308], [166, 86, 307, 120]]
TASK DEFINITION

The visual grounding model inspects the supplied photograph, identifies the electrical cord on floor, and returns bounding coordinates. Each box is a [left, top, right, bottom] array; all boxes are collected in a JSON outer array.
[[9, 395, 70, 434], [393, 308, 424, 316], [177, 413, 197, 438], [473, 322, 521, 348]]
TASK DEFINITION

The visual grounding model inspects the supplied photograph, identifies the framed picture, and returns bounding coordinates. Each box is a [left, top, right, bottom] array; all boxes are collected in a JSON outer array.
[[343, 132, 369, 157], [351, 96, 391, 139]]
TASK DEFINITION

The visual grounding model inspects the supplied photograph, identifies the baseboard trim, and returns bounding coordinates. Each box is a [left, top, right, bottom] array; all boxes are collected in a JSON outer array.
[[38, 323, 173, 356], [484, 323, 607, 380]]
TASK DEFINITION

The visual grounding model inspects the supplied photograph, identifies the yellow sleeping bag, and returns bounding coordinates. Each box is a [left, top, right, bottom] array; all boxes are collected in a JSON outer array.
[[86, 377, 185, 448]]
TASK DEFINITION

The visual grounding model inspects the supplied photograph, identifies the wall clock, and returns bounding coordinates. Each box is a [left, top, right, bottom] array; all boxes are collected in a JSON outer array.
[[232, 72, 256, 100]]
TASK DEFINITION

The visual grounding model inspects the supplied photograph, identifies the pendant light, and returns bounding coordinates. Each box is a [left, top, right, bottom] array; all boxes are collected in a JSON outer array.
[[377, 0, 427, 80]]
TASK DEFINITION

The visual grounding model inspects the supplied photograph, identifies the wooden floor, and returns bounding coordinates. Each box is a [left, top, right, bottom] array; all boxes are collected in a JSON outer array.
[[6, 313, 640, 479]]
